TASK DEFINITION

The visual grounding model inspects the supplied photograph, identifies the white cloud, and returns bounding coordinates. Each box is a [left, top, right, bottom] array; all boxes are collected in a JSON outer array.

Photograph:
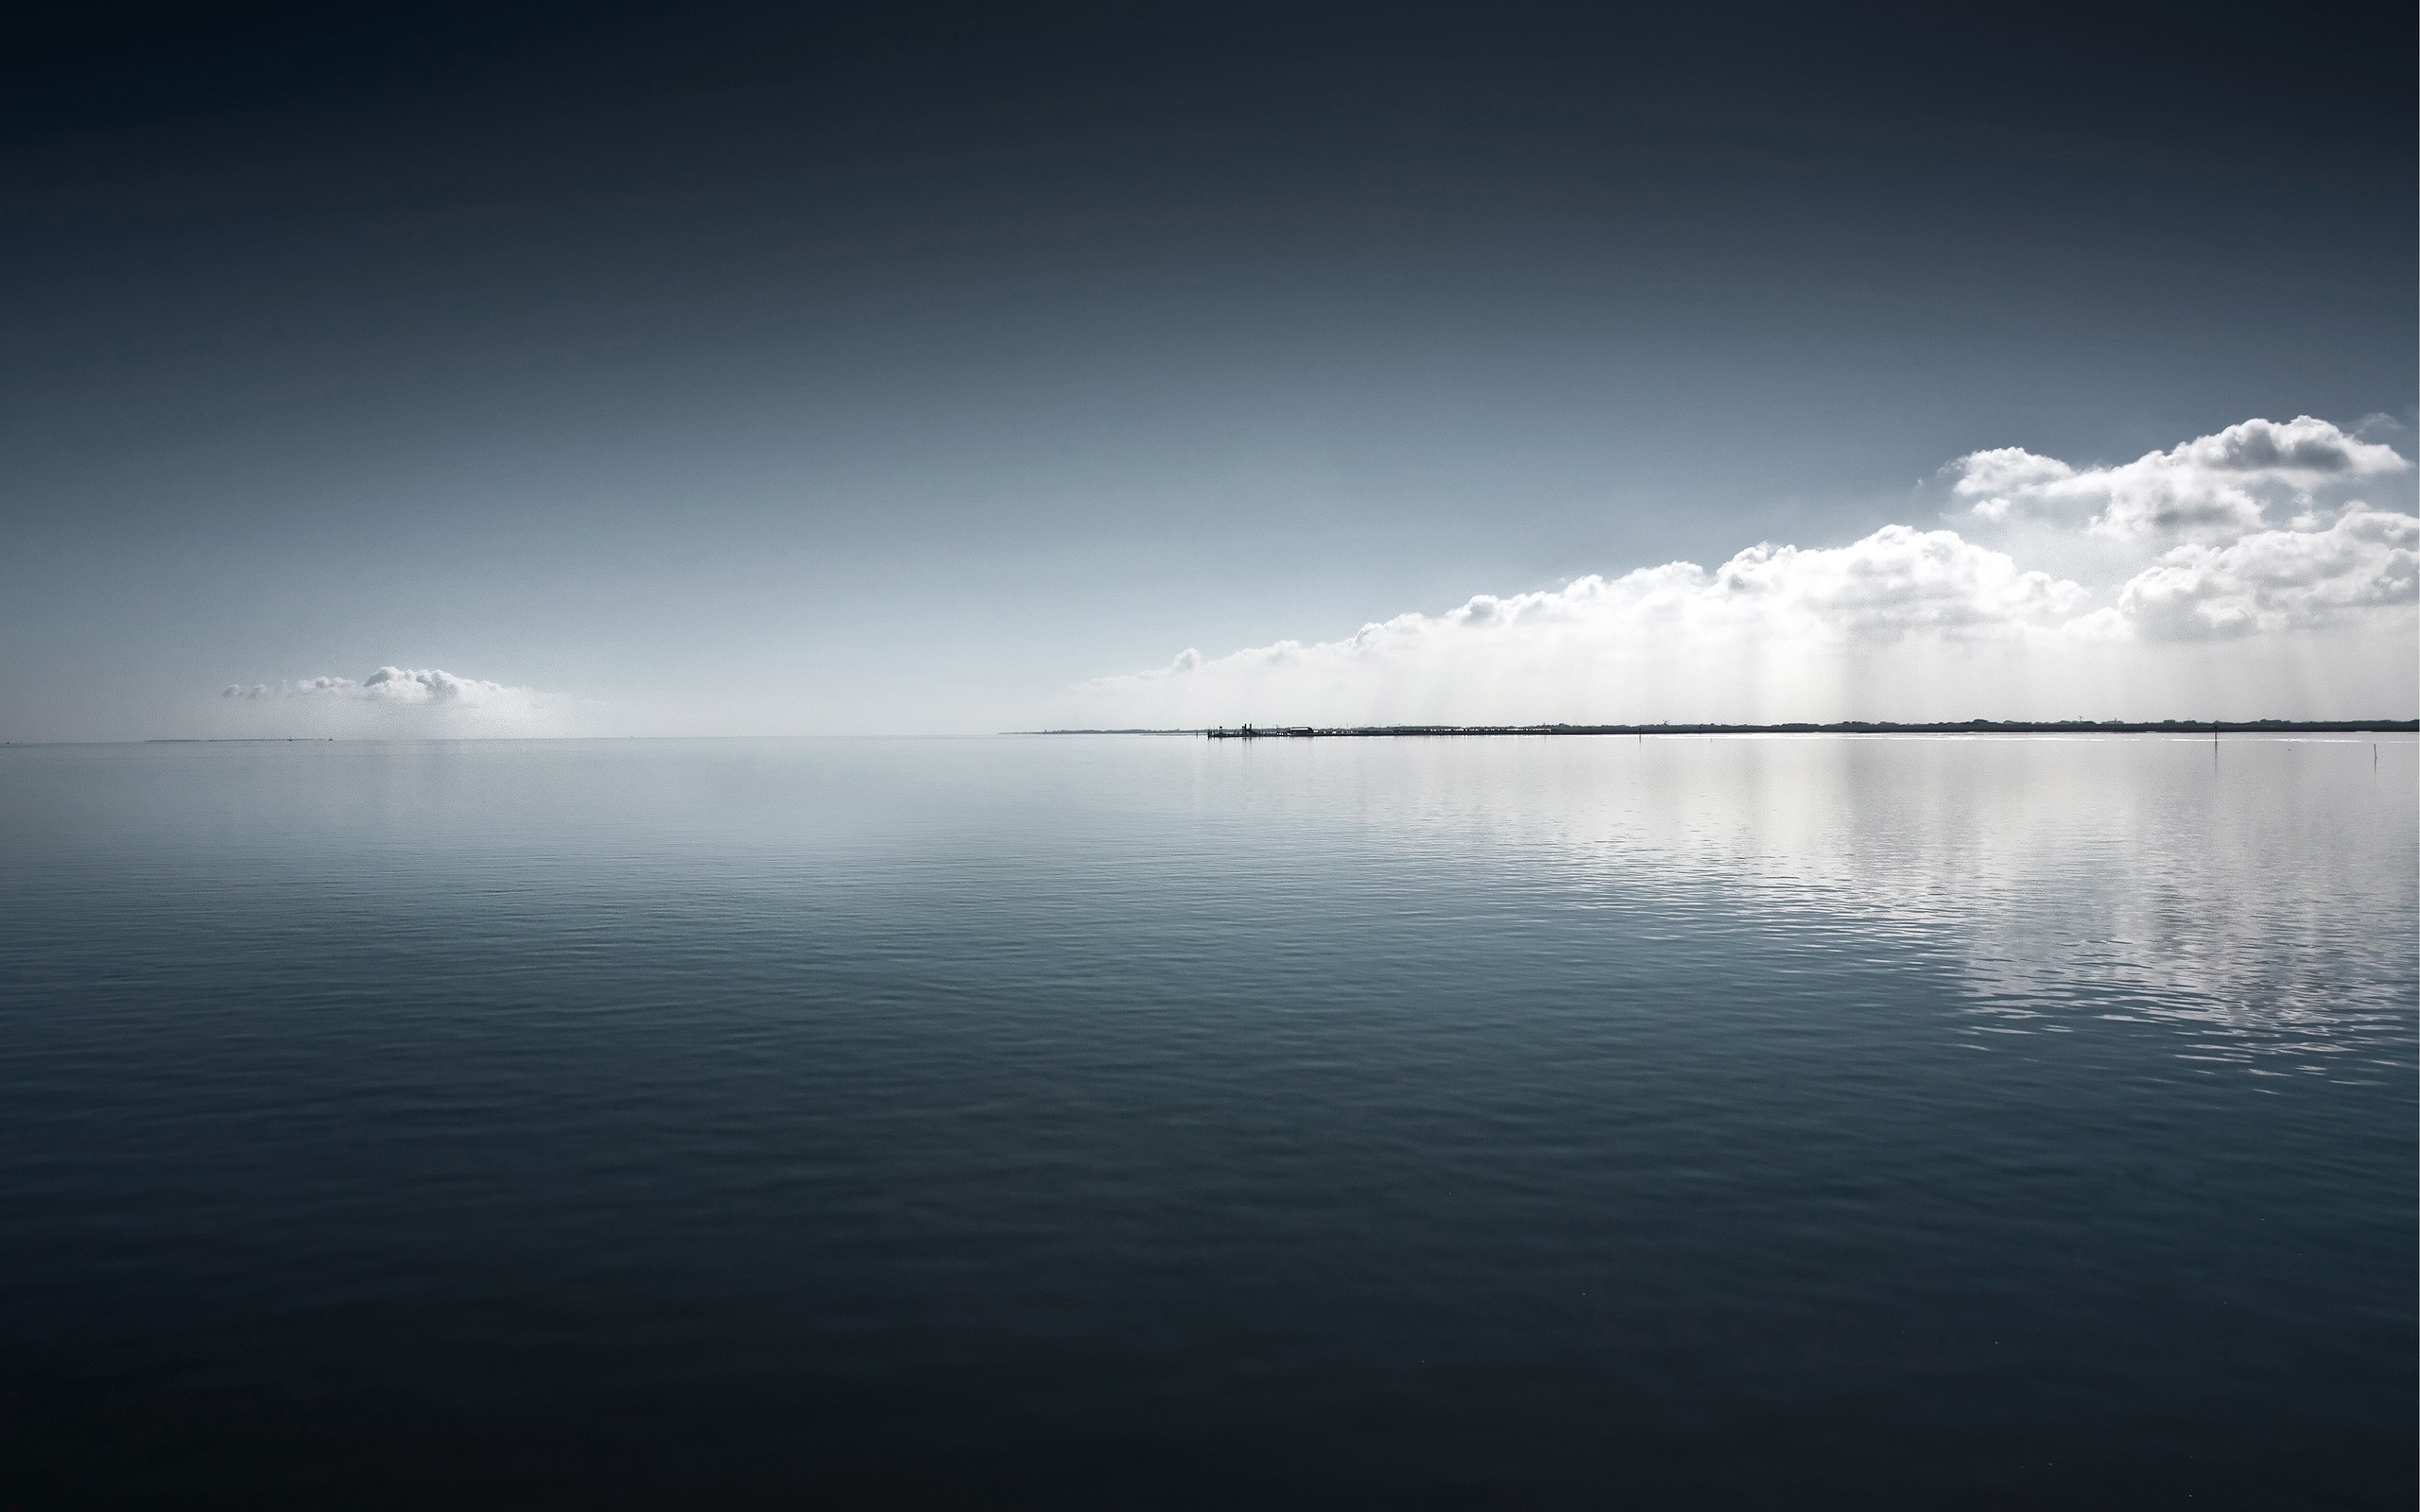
[[1078, 526, 2091, 725], [2112, 509, 2420, 639], [1142, 523, 2082, 681], [222, 666, 534, 706], [209, 665, 569, 735], [1703, 524, 2086, 636], [1951, 415, 2408, 540], [1067, 417, 2417, 726]]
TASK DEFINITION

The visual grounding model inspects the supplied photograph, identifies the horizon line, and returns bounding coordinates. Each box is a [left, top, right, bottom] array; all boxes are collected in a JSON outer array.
[[0, 718, 2413, 748]]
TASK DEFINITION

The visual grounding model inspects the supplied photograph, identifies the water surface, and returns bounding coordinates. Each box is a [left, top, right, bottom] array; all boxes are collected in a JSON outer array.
[[3, 734, 2411, 1507]]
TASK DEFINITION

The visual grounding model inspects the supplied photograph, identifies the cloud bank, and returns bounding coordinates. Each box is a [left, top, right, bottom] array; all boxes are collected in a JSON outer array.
[[1068, 417, 2416, 726]]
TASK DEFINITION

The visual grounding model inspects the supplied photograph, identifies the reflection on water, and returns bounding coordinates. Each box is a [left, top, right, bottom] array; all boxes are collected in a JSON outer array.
[[1185, 732, 2415, 1078]]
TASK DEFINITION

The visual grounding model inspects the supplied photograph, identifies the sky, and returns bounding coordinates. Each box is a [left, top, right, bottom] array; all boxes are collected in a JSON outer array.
[[2, 0, 2412, 739]]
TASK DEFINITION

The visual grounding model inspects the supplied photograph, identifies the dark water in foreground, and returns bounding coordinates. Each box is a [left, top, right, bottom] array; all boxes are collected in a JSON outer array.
[[2, 735, 2411, 1508]]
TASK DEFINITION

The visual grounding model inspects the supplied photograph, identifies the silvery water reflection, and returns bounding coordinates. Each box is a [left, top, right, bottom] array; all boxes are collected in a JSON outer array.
[[1220, 732, 2415, 1078]]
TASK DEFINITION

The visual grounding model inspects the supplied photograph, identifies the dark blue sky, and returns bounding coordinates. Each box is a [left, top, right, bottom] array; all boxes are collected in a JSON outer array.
[[4, 2, 2411, 735]]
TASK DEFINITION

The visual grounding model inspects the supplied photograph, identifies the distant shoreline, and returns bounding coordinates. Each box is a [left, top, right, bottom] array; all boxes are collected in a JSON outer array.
[[141, 738, 337, 744], [1031, 720, 2420, 738]]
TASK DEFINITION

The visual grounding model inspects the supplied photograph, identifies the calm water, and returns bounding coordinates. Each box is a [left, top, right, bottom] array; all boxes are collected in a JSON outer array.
[[2, 735, 2412, 1508]]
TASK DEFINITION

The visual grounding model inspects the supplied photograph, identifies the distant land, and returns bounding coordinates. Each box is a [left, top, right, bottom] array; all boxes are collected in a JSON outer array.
[[143, 738, 337, 744], [1033, 720, 2420, 738]]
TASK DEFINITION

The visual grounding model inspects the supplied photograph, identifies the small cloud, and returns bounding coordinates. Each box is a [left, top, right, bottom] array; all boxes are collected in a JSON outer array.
[[212, 665, 569, 735], [222, 666, 533, 706]]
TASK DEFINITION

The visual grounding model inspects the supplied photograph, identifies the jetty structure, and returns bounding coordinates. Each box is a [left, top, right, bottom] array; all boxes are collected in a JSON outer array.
[[1048, 719, 2420, 739]]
